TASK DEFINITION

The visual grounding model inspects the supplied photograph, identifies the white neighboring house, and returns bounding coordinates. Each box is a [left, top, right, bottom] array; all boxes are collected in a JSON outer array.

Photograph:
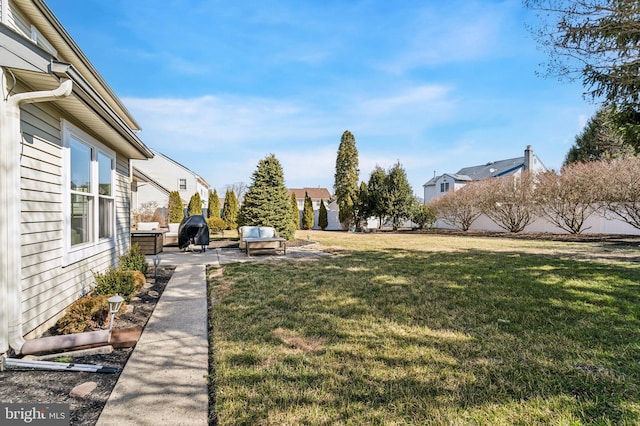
[[423, 145, 547, 204], [288, 187, 342, 230], [131, 149, 211, 223], [0, 0, 153, 354]]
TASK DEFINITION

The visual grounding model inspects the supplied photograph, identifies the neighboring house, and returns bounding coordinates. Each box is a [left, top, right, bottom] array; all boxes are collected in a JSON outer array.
[[423, 145, 547, 203], [131, 149, 211, 223], [0, 0, 153, 355], [287, 187, 342, 230], [288, 187, 332, 210]]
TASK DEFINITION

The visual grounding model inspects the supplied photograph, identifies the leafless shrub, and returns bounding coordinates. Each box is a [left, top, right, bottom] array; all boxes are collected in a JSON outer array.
[[132, 201, 163, 225], [535, 162, 600, 234], [599, 157, 640, 230], [429, 184, 482, 231], [475, 173, 538, 233]]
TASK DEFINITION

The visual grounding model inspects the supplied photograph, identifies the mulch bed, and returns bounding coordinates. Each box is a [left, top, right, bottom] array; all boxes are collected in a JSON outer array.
[[0, 266, 175, 426]]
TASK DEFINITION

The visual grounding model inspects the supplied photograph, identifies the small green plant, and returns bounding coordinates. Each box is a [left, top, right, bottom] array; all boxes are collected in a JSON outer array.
[[54, 356, 73, 363], [123, 269, 147, 291], [55, 295, 111, 334], [93, 267, 136, 301], [119, 243, 148, 275], [206, 217, 227, 233]]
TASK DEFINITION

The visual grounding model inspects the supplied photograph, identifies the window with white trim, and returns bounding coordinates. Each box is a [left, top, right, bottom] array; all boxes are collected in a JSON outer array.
[[440, 182, 450, 193], [63, 121, 115, 265], [179, 178, 187, 190]]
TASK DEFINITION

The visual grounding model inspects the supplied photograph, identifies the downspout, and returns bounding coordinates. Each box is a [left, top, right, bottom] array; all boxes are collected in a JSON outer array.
[[1, 72, 72, 354]]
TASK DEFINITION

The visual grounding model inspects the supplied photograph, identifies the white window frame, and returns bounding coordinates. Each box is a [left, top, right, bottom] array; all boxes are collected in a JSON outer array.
[[62, 120, 116, 266], [179, 178, 187, 190]]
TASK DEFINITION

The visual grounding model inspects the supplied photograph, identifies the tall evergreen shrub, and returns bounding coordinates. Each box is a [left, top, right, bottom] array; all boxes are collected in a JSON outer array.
[[222, 189, 238, 229], [318, 199, 328, 230], [302, 192, 315, 230], [208, 189, 221, 218], [239, 154, 296, 240], [168, 191, 184, 223], [188, 192, 203, 216]]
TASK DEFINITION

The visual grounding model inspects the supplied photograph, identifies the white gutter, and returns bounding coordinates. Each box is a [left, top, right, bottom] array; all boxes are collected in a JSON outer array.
[[1, 71, 72, 354]]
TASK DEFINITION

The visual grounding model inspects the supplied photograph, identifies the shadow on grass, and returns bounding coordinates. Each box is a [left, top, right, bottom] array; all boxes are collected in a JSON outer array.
[[209, 248, 640, 425]]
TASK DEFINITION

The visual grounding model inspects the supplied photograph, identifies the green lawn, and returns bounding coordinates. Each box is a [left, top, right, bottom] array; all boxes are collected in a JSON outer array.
[[208, 231, 640, 425]]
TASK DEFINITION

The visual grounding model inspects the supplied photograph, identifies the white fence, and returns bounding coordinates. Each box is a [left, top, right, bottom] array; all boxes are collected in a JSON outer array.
[[435, 212, 640, 235]]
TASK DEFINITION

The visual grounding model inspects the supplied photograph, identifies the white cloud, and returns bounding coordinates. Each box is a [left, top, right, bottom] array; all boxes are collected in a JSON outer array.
[[123, 82, 458, 194]]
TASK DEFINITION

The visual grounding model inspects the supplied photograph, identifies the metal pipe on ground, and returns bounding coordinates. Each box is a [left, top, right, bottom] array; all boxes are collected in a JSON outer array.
[[25, 345, 114, 361], [2, 357, 120, 373]]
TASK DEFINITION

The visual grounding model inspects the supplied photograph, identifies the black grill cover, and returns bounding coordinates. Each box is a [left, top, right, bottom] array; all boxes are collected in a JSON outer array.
[[178, 215, 210, 250]]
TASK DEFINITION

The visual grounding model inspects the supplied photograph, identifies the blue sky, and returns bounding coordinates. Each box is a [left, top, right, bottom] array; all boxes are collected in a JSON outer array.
[[47, 0, 596, 197]]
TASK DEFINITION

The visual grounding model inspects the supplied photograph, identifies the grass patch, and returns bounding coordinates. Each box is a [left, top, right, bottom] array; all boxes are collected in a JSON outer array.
[[208, 231, 640, 425]]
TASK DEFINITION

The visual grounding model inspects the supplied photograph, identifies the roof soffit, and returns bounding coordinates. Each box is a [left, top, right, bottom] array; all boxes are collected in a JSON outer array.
[[9, 66, 152, 159]]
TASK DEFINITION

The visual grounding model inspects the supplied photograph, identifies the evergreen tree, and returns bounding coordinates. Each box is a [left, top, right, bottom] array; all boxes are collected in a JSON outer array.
[[187, 192, 203, 216], [222, 189, 238, 229], [167, 191, 184, 223], [302, 192, 315, 230], [318, 199, 328, 230], [290, 192, 300, 231], [238, 154, 296, 240], [526, 0, 640, 154], [367, 166, 388, 228], [565, 105, 635, 164], [354, 181, 370, 230], [207, 189, 221, 219], [526, 0, 640, 110], [333, 130, 359, 228], [385, 162, 415, 230]]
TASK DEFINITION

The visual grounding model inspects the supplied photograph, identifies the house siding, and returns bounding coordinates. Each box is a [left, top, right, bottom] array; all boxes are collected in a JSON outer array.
[[17, 100, 129, 338], [132, 150, 209, 214]]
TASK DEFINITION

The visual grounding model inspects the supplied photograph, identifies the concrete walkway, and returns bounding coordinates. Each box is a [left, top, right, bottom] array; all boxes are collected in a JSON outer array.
[[96, 264, 209, 426], [96, 244, 328, 425]]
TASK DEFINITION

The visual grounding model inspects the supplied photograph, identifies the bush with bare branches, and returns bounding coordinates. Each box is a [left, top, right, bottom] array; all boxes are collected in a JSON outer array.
[[535, 162, 600, 234], [475, 173, 537, 233], [429, 184, 482, 231], [599, 157, 640, 230]]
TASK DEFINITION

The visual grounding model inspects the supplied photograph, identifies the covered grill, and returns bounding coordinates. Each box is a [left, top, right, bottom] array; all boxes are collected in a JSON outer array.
[[178, 215, 210, 252]]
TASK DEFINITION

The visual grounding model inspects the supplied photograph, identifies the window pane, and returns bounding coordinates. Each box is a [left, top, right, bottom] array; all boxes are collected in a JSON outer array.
[[70, 193, 92, 245], [70, 138, 91, 192], [98, 152, 112, 196], [99, 197, 113, 238]]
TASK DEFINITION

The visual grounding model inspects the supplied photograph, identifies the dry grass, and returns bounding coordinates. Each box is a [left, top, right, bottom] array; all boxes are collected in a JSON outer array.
[[208, 230, 640, 425]]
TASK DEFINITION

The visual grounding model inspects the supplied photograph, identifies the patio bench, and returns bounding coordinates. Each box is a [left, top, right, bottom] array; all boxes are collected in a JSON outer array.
[[238, 226, 286, 257]]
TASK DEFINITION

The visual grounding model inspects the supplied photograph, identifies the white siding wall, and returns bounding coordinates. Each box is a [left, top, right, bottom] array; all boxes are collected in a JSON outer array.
[[6, 0, 31, 38], [132, 153, 205, 211], [18, 101, 129, 338], [136, 183, 170, 212], [423, 185, 437, 204]]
